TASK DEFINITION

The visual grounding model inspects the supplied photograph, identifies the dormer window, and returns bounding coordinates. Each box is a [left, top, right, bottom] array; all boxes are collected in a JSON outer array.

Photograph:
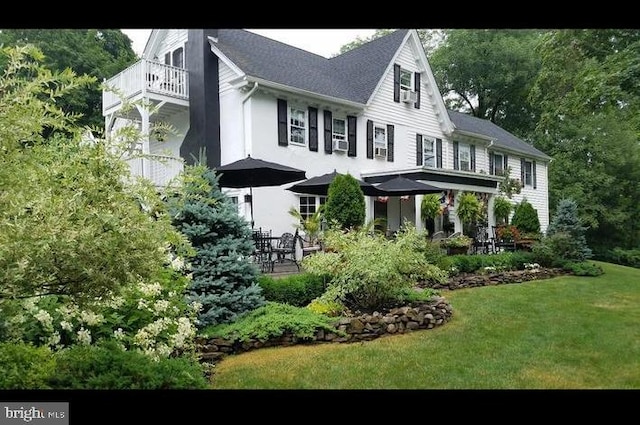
[[400, 69, 413, 91]]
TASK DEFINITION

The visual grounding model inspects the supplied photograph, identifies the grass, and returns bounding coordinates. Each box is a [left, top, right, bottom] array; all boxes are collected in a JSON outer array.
[[209, 261, 640, 389]]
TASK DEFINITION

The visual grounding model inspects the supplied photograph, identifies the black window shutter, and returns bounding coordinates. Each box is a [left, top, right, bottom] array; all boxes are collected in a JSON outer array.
[[393, 64, 400, 103], [533, 160, 537, 189], [366, 120, 374, 159], [387, 124, 394, 162], [347, 115, 357, 157], [323, 110, 332, 154], [504, 154, 508, 173], [489, 152, 494, 175], [521, 158, 526, 184], [277, 99, 288, 146], [470, 144, 476, 172], [436, 138, 442, 168], [416, 134, 423, 166], [453, 141, 459, 170], [308, 107, 318, 152], [414, 72, 421, 109]]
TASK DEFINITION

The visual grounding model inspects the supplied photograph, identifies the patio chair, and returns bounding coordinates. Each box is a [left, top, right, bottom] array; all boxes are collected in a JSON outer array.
[[472, 225, 493, 254], [251, 228, 275, 273], [272, 229, 300, 271]]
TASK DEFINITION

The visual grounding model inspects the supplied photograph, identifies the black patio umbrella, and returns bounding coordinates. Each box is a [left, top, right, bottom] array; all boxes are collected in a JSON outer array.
[[375, 175, 441, 196], [375, 176, 442, 228], [215, 155, 306, 227], [286, 170, 386, 197]]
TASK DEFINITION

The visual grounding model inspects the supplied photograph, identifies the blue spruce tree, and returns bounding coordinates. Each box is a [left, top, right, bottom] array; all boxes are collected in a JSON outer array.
[[168, 164, 265, 328], [547, 198, 592, 261]]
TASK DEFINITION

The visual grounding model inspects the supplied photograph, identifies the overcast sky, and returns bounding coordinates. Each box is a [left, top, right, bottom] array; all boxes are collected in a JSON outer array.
[[122, 29, 378, 58]]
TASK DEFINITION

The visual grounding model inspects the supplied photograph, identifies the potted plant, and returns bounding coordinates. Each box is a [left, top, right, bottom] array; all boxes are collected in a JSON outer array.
[[441, 235, 472, 255], [493, 196, 512, 226], [420, 193, 441, 237], [288, 206, 323, 246], [455, 192, 483, 236]]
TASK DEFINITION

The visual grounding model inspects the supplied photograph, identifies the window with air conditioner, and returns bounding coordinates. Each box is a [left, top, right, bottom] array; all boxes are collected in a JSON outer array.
[[374, 124, 387, 158], [332, 117, 347, 151]]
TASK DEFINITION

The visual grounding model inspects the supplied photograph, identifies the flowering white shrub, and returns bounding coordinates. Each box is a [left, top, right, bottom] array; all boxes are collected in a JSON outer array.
[[5, 268, 200, 361]]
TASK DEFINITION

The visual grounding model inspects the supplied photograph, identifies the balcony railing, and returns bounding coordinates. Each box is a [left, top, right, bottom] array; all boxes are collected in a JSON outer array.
[[103, 59, 189, 113]]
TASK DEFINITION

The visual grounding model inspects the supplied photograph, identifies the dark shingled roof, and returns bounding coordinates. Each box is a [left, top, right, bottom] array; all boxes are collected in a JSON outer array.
[[448, 110, 551, 160], [211, 29, 550, 160], [213, 29, 409, 104]]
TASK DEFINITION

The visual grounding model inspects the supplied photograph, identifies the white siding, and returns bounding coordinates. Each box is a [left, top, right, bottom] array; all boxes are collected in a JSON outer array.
[[154, 30, 188, 63], [509, 157, 550, 234], [363, 41, 449, 173]]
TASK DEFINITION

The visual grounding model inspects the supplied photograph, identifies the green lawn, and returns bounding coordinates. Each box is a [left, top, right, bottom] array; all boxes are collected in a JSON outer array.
[[209, 261, 640, 389]]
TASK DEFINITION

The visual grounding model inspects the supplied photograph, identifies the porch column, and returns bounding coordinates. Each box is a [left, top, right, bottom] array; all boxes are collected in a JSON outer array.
[[415, 194, 424, 231]]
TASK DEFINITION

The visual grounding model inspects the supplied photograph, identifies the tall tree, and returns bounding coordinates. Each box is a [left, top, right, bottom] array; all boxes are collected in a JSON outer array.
[[0, 29, 138, 130], [428, 29, 544, 137], [167, 164, 266, 328], [530, 29, 640, 250]]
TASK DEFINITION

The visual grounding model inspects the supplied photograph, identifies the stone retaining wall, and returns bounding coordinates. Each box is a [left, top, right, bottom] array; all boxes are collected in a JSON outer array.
[[198, 296, 453, 364], [425, 268, 568, 291]]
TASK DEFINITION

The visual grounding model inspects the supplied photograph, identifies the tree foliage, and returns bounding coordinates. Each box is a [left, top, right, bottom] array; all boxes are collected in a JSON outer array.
[[530, 29, 640, 250], [0, 29, 138, 130], [0, 44, 187, 304], [167, 164, 266, 328], [323, 174, 366, 230], [428, 29, 543, 137]]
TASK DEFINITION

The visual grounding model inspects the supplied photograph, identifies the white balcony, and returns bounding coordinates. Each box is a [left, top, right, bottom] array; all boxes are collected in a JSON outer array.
[[102, 59, 189, 118]]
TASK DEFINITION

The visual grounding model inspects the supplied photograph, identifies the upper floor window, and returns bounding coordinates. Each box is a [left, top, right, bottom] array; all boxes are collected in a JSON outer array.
[[400, 69, 413, 91], [523, 159, 533, 187], [459, 143, 471, 171], [374, 124, 388, 158], [491, 152, 505, 176], [422, 136, 435, 167], [289, 107, 307, 145], [333, 117, 346, 149], [164, 47, 184, 68]]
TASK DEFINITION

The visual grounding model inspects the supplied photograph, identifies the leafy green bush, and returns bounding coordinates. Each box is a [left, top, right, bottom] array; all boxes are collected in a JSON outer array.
[[302, 226, 448, 311], [563, 261, 604, 276], [604, 248, 640, 269], [511, 199, 541, 234], [202, 302, 342, 343], [532, 232, 584, 267], [0, 342, 55, 389], [49, 341, 208, 389], [323, 174, 365, 230], [448, 251, 537, 274], [257, 273, 328, 307]]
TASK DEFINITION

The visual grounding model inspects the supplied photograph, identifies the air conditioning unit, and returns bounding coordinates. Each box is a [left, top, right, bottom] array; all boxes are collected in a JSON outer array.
[[374, 146, 387, 158], [333, 139, 348, 152], [401, 89, 417, 103]]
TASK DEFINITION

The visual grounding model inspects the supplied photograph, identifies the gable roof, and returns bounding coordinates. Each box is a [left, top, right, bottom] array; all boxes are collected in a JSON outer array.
[[210, 29, 409, 104], [447, 110, 551, 161]]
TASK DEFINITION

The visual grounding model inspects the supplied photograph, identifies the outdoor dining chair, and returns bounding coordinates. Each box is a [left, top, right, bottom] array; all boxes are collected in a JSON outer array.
[[271, 229, 300, 271]]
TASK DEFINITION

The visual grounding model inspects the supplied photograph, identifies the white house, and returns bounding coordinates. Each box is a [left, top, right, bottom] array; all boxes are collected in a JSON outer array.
[[102, 29, 552, 238]]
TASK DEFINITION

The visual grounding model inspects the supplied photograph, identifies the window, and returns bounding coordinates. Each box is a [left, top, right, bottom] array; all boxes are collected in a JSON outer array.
[[333, 117, 346, 149], [164, 47, 184, 68], [491, 152, 504, 176], [459, 143, 471, 171], [400, 69, 413, 91], [422, 136, 435, 167], [298, 196, 326, 220], [289, 107, 307, 145], [374, 124, 387, 157], [523, 160, 533, 186]]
